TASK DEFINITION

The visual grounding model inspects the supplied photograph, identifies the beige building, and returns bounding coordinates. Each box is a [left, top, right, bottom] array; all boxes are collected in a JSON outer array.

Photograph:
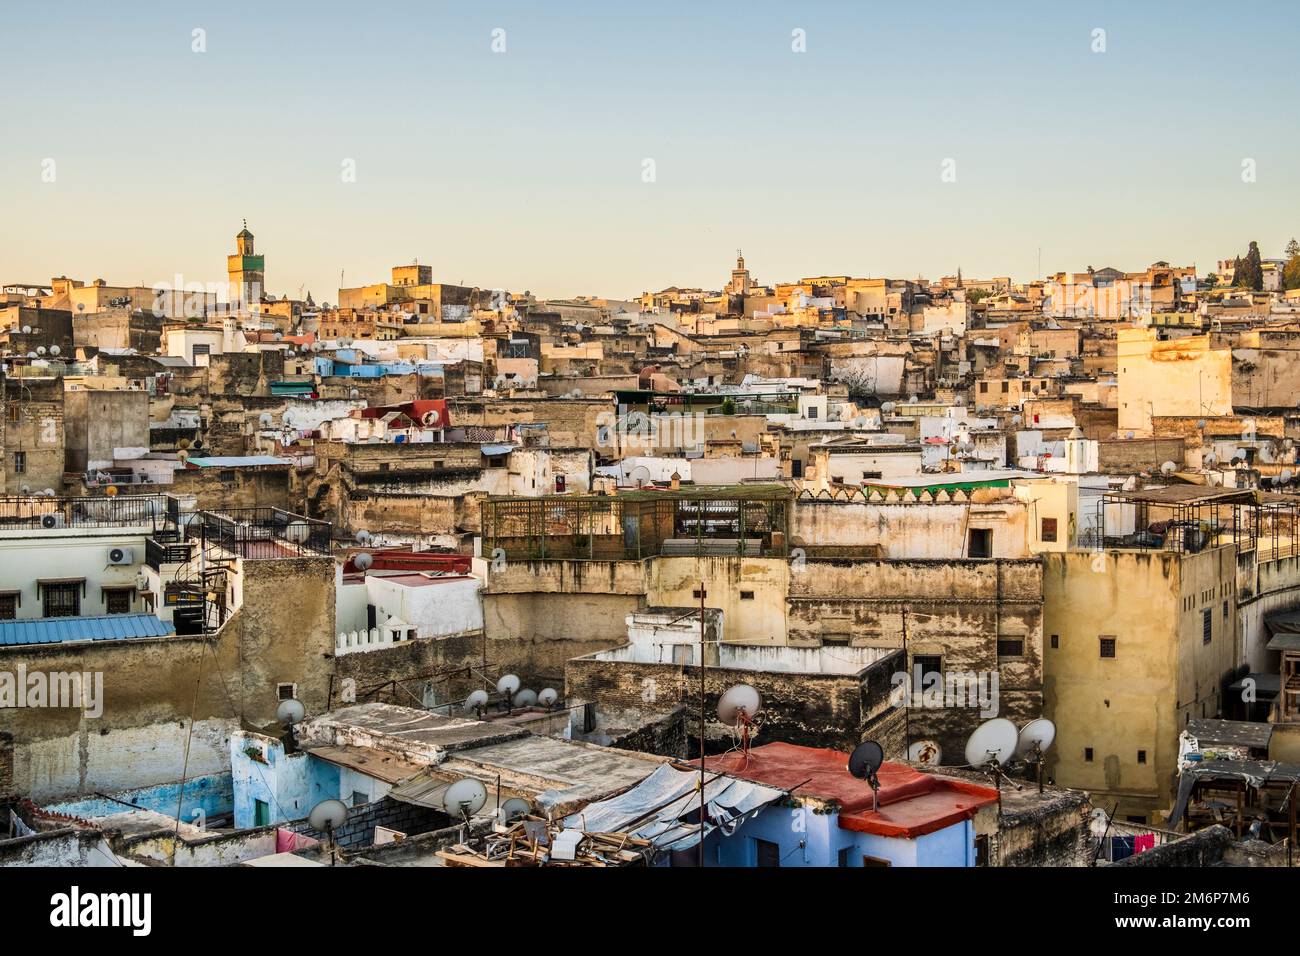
[[1116, 328, 1232, 437], [1043, 533, 1238, 824]]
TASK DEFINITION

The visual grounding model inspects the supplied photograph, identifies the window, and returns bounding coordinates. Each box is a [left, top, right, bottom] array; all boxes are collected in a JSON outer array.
[[277, 683, 297, 701], [351, 791, 368, 807], [997, 639, 1024, 658], [861, 470, 882, 480], [755, 839, 781, 868], [1202, 608, 1212, 645], [913, 655, 942, 679], [42, 582, 81, 618], [1000, 381, 1009, 393], [1041, 517, 1058, 543], [862, 855, 891, 867], [5, 404, 18, 423], [692, 588, 707, 600], [1099, 636, 1116, 659], [1137, 750, 1147, 764], [1223, 600, 1229, 620], [13, 451, 26, 474], [0, 592, 16, 620], [1084, 747, 1094, 762], [739, 591, 754, 601], [103, 588, 133, 615], [967, 528, 992, 559], [1050, 634, 1060, 649], [1125, 815, 1148, 825], [979, 382, 989, 394]]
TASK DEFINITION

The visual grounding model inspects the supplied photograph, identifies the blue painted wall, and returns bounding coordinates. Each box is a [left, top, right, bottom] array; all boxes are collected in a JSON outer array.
[[230, 734, 341, 829], [47, 773, 234, 825]]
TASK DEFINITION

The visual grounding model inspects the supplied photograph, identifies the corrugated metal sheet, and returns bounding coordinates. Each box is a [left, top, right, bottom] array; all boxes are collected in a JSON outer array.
[[185, 456, 291, 468], [0, 613, 175, 647], [562, 763, 784, 852]]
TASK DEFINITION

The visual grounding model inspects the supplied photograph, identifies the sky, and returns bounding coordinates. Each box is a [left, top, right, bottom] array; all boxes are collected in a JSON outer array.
[[2, 1, 1299, 301]]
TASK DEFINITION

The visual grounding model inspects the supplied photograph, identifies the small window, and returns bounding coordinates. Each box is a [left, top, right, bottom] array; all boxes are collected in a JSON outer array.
[[755, 839, 781, 868], [739, 590, 754, 601], [968, 528, 992, 559], [0, 592, 17, 620], [13, 451, 26, 474], [1050, 634, 1060, 649], [1223, 600, 1228, 620], [1084, 747, 1094, 762], [913, 655, 942, 679], [1099, 636, 1116, 659], [277, 683, 297, 701], [1041, 517, 1058, 543], [692, 588, 707, 600], [997, 639, 1024, 658], [351, 791, 368, 807], [1137, 750, 1147, 764], [979, 382, 989, 393], [862, 855, 891, 867], [1202, 608, 1212, 645], [103, 587, 133, 615], [1126, 815, 1148, 825]]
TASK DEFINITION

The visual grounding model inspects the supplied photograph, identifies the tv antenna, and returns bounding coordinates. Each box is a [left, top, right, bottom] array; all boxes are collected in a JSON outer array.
[[308, 798, 348, 865], [717, 684, 763, 762], [963, 717, 1022, 812], [442, 778, 488, 822], [1014, 717, 1057, 794], [848, 740, 885, 810]]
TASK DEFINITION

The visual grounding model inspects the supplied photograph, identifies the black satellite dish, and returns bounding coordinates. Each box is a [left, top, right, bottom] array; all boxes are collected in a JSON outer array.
[[848, 740, 885, 810], [848, 740, 884, 781]]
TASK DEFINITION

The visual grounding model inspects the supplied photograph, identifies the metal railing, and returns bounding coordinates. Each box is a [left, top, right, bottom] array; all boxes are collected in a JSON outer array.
[[184, 508, 332, 559], [0, 493, 175, 531]]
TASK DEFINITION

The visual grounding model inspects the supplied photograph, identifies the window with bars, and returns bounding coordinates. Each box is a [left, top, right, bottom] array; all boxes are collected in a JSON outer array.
[[103, 588, 133, 615], [1099, 636, 1116, 659], [43, 582, 81, 618]]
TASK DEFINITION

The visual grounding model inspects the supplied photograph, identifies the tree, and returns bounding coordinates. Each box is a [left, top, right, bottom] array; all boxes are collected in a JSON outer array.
[[1284, 238, 1300, 291], [1232, 239, 1263, 291]]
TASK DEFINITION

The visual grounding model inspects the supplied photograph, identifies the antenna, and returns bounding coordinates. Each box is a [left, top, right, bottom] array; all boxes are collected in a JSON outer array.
[[963, 718, 1022, 812], [308, 798, 348, 865], [496, 674, 520, 712], [499, 797, 532, 825], [442, 778, 488, 821], [1014, 717, 1057, 794], [464, 689, 489, 716], [907, 740, 943, 766], [717, 684, 763, 762], [275, 698, 305, 726], [537, 688, 559, 709], [848, 740, 885, 810], [512, 688, 538, 708]]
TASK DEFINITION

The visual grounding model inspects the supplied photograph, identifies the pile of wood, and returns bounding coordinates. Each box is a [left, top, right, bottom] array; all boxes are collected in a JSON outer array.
[[435, 816, 653, 867]]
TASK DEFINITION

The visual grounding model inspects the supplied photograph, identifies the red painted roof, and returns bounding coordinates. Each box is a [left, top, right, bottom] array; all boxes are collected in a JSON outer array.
[[342, 549, 472, 575], [704, 742, 998, 839]]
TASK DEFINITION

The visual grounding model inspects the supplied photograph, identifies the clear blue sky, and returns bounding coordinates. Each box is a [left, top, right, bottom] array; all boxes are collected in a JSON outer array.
[[2, 1, 1298, 301]]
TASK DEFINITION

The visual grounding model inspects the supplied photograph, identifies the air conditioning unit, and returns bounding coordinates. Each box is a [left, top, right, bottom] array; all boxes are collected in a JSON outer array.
[[107, 547, 134, 565]]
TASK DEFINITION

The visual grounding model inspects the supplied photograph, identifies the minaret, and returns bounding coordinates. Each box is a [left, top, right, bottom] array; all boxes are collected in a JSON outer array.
[[729, 249, 752, 296], [227, 219, 265, 307]]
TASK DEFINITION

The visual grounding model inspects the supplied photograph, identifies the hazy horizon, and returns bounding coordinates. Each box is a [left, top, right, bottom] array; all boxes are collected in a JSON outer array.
[[3, 1, 1299, 301]]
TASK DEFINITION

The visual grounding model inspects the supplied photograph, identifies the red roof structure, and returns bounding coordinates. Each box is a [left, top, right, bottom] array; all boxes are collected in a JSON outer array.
[[705, 741, 998, 839]]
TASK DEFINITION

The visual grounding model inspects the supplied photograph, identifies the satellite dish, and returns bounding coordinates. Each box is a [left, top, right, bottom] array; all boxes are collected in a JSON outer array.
[[442, 778, 488, 818], [496, 673, 521, 696], [1015, 718, 1057, 760], [512, 688, 538, 708], [308, 798, 348, 832], [259, 412, 273, 426], [537, 687, 559, 707], [352, 551, 373, 571], [1160, 461, 1176, 475], [464, 689, 490, 713], [355, 529, 372, 545], [907, 740, 943, 766], [276, 698, 306, 725], [848, 740, 885, 781], [49, 345, 59, 356], [964, 718, 1019, 768], [717, 684, 762, 724], [285, 521, 310, 544], [1282, 469, 1294, 484], [499, 797, 532, 823]]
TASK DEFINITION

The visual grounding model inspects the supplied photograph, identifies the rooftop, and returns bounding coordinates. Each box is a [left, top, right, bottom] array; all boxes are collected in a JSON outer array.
[[0, 613, 174, 647], [704, 742, 999, 838]]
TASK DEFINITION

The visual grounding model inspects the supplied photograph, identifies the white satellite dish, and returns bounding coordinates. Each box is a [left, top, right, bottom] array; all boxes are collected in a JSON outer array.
[[499, 797, 532, 823], [717, 684, 762, 724], [496, 673, 521, 696], [352, 551, 373, 571], [308, 798, 348, 832], [537, 687, 559, 708], [964, 717, 1019, 769], [1014, 718, 1057, 760], [284, 521, 310, 544], [1160, 461, 1177, 475], [512, 688, 538, 708], [442, 778, 488, 818], [275, 698, 306, 725], [907, 740, 943, 766], [464, 689, 490, 713]]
